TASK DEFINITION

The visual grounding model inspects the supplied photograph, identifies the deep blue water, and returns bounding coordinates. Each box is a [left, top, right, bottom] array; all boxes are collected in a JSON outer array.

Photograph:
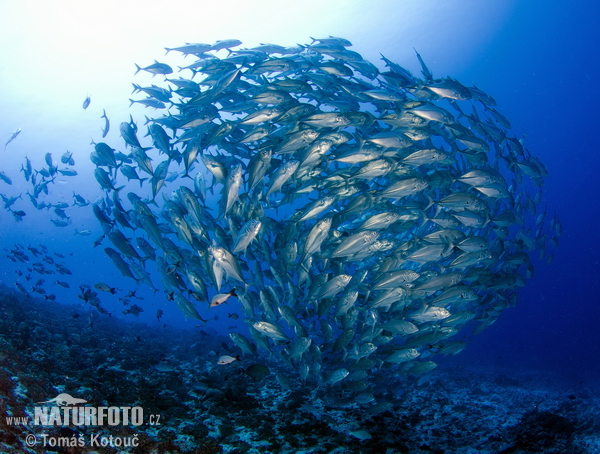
[[1, 0, 599, 451], [444, 0, 600, 384]]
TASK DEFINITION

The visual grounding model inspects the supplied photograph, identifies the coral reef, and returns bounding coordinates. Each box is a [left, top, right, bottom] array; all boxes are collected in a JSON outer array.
[[1, 284, 598, 453]]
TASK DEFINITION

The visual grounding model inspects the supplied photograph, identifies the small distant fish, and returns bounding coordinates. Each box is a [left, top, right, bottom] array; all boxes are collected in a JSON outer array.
[[154, 363, 175, 372], [72, 193, 89, 207], [4, 129, 21, 151], [93, 234, 105, 247], [217, 355, 240, 365], [61, 151, 75, 166], [101, 109, 110, 138], [56, 264, 72, 275], [0, 171, 13, 185], [210, 289, 238, 308], [122, 304, 144, 316], [83, 96, 91, 110], [54, 207, 69, 220], [11, 210, 27, 221], [58, 169, 77, 177], [348, 429, 372, 441], [156, 309, 163, 321], [94, 282, 118, 294], [50, 219, 68, 227], [245, 364, 270, 381], [228, 313, 239, 320], [75, 229, 92, 236], [55, 280, 70, 288]]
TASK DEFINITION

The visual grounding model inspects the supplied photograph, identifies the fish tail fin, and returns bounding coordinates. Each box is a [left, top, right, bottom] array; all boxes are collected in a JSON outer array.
[[134, 64, 142, 75], [146, 198, 160, 208], [129, 99, 135, 107], [139, 178, 148, 188]]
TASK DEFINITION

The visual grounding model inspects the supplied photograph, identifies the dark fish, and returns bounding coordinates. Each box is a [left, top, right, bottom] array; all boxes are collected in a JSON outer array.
[[1, 193, 21, 209], [119, 122, 142, 148], [21, 156, 33, 181], [94, 282, 118, 294], [72, 192, 89, 207], [123, 304, 144, 316], [120, 165, 148, 187], [61, 151, 75, 165], [0, 171, 12, 185], [245, 364, 270, 381], [104, 247, 136, 281], [93, 234, 106, 247]]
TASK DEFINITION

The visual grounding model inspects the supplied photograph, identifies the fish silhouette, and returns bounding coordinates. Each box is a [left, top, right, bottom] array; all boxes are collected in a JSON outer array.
[[37, 393, 88, 406]]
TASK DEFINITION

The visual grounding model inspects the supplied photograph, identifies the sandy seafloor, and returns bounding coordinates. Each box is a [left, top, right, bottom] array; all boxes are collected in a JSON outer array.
[[1, 284, 598, 454]]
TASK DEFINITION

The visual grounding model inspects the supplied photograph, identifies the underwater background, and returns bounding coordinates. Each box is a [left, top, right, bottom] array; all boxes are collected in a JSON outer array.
[[1, 0, 599, 452]]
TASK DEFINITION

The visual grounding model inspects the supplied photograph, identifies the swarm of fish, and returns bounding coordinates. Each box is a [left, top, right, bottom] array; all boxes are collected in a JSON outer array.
[[90, 37, 560, 405], [0, 145, 86, 224]]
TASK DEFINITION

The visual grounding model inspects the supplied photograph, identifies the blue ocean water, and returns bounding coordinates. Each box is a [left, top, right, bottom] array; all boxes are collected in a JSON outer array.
[[1, 1, 599, 452]]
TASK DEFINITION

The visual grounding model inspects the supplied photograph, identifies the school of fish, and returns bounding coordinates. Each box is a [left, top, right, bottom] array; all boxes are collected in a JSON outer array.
[[4, 37, 562, 404]]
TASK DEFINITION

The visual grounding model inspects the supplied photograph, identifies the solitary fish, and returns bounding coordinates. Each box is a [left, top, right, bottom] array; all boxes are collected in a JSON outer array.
[[4, 129, 21, 151]]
